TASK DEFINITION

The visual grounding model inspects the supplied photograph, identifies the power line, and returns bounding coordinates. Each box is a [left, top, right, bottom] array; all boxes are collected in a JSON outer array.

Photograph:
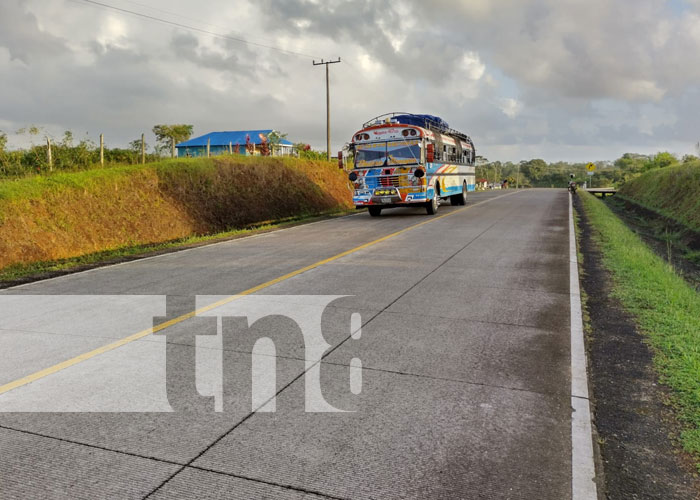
[[115, 0, 288, 50], [75, 0, 319, 59]]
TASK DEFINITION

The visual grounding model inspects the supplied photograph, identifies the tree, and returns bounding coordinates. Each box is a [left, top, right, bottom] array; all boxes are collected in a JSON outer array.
[[61, 130, 73, 147], [152, 124, 193, 156], [614, 153, 648, 173], [258, 133, 270, 156], [128, 139, 147, 152], [266, 130, 288, 155], [523, 159, 547, 181], [647, 151, 677, 169]]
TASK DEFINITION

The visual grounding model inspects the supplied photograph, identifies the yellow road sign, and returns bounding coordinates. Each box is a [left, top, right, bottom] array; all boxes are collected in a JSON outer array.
[[586, 162, 596, 172]]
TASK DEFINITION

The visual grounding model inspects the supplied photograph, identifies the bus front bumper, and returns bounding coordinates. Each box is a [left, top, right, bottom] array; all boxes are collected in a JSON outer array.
[[353, 189, 428, 207]]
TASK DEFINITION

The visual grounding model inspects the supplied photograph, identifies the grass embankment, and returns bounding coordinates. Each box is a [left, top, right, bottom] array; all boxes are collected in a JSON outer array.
[[0, 156, 353, 280], [579, 192, 700, 467], [617, 162, 700, 232]]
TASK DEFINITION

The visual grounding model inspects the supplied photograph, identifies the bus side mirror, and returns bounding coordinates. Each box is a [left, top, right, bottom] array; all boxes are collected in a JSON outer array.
[[426, 143, 434, 163], [348, 172, 358, 181], [338, 152, 344, 169]]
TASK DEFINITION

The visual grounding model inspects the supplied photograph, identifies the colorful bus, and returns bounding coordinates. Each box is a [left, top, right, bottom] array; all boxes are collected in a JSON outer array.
[[344, 113, 476, 216]]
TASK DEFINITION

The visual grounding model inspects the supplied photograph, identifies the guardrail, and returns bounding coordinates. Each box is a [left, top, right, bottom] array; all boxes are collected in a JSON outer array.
[[585, 188, 617, 197]]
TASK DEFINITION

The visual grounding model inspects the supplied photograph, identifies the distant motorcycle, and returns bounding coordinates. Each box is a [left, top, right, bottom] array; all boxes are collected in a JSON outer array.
[[568, 181, 577, 194]]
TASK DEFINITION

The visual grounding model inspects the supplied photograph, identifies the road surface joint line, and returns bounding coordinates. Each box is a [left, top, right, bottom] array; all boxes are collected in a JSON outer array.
[[0, 191, 520, 398], [141, 191, 523, 499], [0, 421, 350, 500], [569, 192, 598, 500], [319, 359, 569, 398], [378, 308, 568, 330], [182, 464, 348, 500], [0, 424, 186, 467]]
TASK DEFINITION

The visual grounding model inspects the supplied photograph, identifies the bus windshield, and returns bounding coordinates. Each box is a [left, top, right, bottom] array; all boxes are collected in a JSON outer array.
[[387, 140, 420, 165], [355, 143, 386, 168], [355, 140, 421, 168]]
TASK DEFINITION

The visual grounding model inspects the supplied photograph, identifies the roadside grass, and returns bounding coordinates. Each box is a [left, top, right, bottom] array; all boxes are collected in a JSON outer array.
[[0, 209, 354, 285], [603, 195, 700, 277], [573, 205, 596, 350], [0, 155, 353, 271], [617, 162, 700, 232], [578, 192, 700, 468]]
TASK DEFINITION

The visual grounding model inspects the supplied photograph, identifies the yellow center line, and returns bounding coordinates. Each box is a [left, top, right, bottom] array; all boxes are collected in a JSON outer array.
[[0, 191, 519, 396]]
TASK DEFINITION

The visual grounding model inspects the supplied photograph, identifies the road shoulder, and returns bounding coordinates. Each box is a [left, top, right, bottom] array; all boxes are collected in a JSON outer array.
[[574, 195, 700, 499]]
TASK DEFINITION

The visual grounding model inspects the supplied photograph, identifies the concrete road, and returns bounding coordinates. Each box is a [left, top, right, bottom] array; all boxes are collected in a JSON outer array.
[[0, 190, 590, 499]]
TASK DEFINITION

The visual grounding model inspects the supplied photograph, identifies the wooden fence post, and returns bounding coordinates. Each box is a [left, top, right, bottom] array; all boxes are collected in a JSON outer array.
[[207, 137, 211, 158], [229, 141, 232, 154], [46, 137, 53, 171], [100, 134, 104, 166], [141, 133, 145, 164]]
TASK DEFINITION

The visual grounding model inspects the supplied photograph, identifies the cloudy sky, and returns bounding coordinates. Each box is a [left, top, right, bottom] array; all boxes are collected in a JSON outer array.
[[1, 0, 699, 162]]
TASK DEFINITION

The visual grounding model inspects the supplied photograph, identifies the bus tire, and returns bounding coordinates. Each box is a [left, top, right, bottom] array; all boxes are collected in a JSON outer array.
[[425, 191, 439, 215], [451, 182, 467, 206], [368, 206, 382, 217]]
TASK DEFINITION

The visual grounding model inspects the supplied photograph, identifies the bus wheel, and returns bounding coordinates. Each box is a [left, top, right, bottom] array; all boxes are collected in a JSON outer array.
[[368, 206, 382, 217], [451, 182, 467, 206], [425, 191, 439, 215]]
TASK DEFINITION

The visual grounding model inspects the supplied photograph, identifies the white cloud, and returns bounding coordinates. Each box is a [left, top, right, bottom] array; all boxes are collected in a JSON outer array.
[[97, 16, 130, 49], [462, 52, 485, 81], [499, 98, 522, 119]]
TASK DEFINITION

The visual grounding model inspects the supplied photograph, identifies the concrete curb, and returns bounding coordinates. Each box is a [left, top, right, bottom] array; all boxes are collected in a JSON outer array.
[[569, 192, 598, 499]]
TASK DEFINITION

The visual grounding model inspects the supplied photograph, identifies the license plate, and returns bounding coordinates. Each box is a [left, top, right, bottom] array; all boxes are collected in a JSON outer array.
[[381, 197, 393, 204]]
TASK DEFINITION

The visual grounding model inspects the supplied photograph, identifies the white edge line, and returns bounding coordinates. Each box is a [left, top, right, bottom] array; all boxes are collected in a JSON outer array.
[[569, 192, 598, 500]]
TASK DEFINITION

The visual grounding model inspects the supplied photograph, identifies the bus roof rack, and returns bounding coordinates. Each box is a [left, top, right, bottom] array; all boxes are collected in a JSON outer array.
[[362, 112, 472, 145]]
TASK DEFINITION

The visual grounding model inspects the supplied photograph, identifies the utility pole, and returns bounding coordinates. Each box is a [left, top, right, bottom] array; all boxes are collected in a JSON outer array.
[[313, 58, 341, 161], [46, 137, 53, 171], [100, 134, 104, 166], [141, 133, 145, 164]]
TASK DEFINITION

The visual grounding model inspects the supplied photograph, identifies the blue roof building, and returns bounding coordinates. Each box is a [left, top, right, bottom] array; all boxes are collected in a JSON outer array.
[[176, 130, 294, 158]]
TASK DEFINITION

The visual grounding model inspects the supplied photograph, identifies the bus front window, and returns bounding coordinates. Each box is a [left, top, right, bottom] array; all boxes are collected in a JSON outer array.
[[387, 140, 421, 166], [355, 143, 386, 168]]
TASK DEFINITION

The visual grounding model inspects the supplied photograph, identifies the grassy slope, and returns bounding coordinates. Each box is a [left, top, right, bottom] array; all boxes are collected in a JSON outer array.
[[579, 192, 700, 466], [0, 156, 352, 271], [617, 162, 700, 232]]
